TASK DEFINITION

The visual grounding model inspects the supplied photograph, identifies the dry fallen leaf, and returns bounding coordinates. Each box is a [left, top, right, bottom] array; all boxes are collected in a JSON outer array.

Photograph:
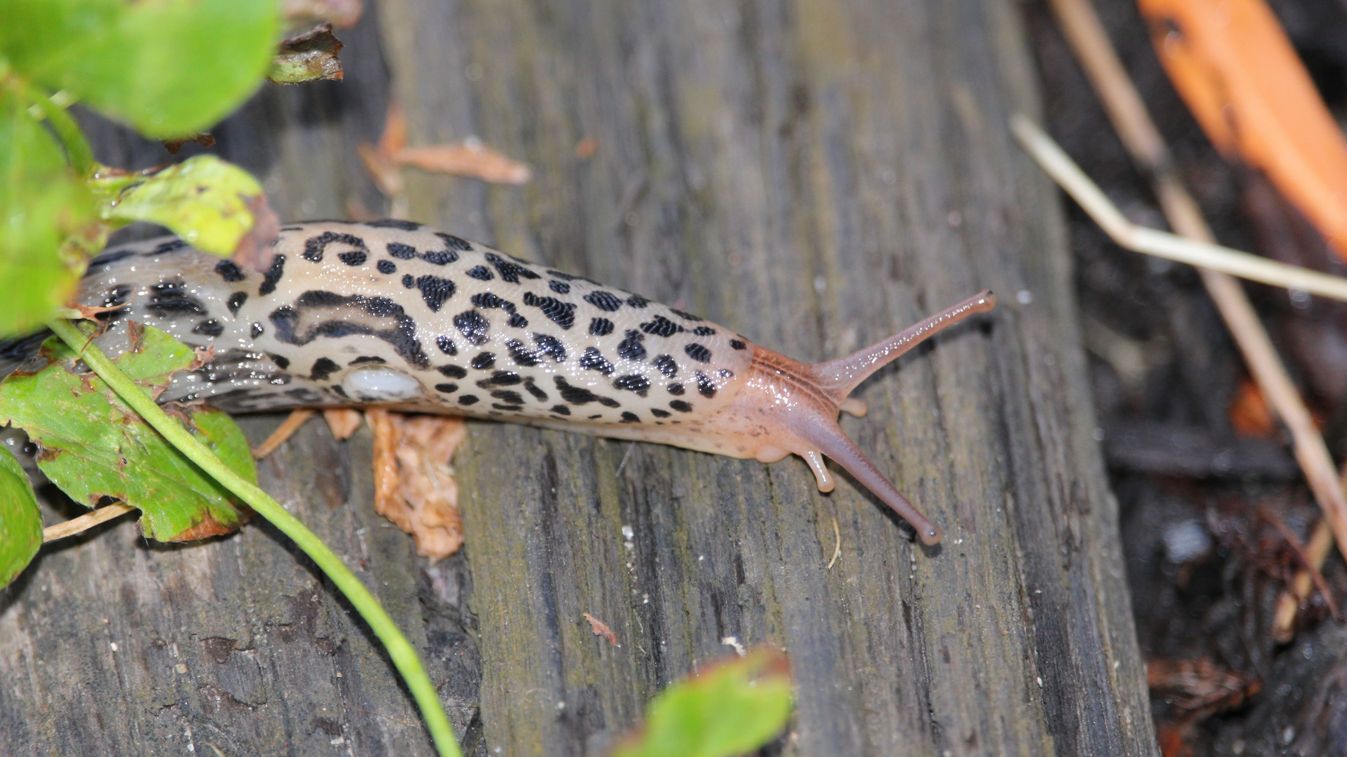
[[583, 612, 620, 647], [1139, 0, 1347, 260], [322, 407, 363, 440], [394, 140, 533, 185], [367, 409, 466, 559]]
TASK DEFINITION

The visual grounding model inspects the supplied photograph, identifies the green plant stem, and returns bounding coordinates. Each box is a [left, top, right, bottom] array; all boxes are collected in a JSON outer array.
[[5, 74, 95, 175], [47, 318, 461, 757]]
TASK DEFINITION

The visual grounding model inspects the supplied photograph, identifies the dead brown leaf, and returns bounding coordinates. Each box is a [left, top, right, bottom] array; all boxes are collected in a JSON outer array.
[[1139, 0, 1347, 260], [393, 140, 532, 185], [367, 409, 467, 560], [582, 612, 620, 647]]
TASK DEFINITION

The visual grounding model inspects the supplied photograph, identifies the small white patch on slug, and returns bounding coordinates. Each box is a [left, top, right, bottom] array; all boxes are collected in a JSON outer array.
[[342, 367, 424, 402]]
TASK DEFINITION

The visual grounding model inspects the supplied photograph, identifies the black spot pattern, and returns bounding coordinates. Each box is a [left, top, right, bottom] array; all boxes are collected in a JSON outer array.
[[192, 319, 224, 337], [435, 232, 473, 251], [653, 354, 678, 378], [250, 322, 264, 338], [454, 310, 489, 345], [671, 308, 703, 321], [730, 339, 747, 350], [491, 390, 525, 405], [459, 395, 479, 405], [304, 231, 367, 263], [616, 330, 646, 361], [554, 376, 620, 407], [670, 400, 693, 412], [471, 352, 496, 370], [146, 279, 206, 318], [422, 249, 458, 265], [466, 265, 494, 281], [695, 371, 717, 398], [415, 274, 455, 312], [579, 347, 614, 375], [589, 318, 614, 336], [102, 284, 132, 308], [339, 250, 368, 266], [506, 338, 540, 367], [214, 259, 245, 282], [650, 408, 671, 418], [350, 356, 385, 365], [485, 252, 541, 283], [267, 294, 431, 369], [507, 313, 529, 329], [667, 383, 685, 395], [533, 333, 567, 362], [523, 378, 548, 401], [377, 260, 397, 274], [692, 326, 716, 336], [551, 405, 571, 416], [226, 291, 247, 315], [479, 371, 522, 387], [613, 374, 651, 396], [522, 292, 575, 329], [401, 274, 414, 288], [388, 242, 417, 259], [626, 295, 649, 308], [548, 279, 571, 294], [258, 255, 286, 296], [584, 290, 623, 312], [436, 383, 458, 393], [436, 335, 457, 355], [438, 365, 468, 379], [640, 316, 684, 337], [684, 343, 712, 363], [620, 411, 640, 423], [310, 357, 341, 380]]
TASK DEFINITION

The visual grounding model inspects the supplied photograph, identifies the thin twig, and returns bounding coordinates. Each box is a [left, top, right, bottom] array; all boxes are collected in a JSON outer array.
[[1045, 0, 1347, 607], [252, 408, 316, 458], [42, 503, 135, 543], [826, 515, 842, 569], [1259, 506, 1339, 619], [1011, 118, 1347, 302]]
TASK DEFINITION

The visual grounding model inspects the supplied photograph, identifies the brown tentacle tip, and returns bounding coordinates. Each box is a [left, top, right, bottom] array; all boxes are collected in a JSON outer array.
[[728, 291, 995, 546]]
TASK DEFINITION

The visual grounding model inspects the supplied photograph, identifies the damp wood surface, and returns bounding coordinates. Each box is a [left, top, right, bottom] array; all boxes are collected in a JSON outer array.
[[0, 1, 1156, 755]]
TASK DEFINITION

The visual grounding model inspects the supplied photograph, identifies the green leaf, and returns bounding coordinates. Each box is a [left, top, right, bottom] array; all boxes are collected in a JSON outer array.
[[91, 155, 268, 255], [612, 647, 794, 757], [0, 446, 43, 588], [0, 83, 98, 336], [0, 0, 281, 138], [0, 324, 255, 541]]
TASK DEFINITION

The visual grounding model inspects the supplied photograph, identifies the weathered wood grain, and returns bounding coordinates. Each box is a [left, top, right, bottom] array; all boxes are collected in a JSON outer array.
[[0, 1, 1156, 754]]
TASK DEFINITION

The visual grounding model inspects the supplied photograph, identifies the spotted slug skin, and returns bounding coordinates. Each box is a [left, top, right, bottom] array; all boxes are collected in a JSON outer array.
[[79, 220, 995, 544]]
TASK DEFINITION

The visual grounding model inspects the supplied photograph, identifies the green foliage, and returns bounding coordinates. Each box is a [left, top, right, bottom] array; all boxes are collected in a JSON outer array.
[[0, 325, 253, 541], [0, 446, 42, 588], [613, 648, 794, 757], [90, 155, 267, 255], [0, 0, 281, 138], [0, 85, 97, 335]]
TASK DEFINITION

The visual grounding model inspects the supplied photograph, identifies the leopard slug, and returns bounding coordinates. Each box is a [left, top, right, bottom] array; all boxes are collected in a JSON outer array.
[[78, 220, 994, 545]]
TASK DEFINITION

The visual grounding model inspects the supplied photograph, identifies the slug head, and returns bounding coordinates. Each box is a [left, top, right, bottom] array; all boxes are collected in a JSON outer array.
[[712, 291, 995, 545]]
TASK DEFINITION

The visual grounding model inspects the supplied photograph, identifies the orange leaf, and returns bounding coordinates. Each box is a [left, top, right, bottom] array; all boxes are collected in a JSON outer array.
[[1139, 0, 1347, 260]]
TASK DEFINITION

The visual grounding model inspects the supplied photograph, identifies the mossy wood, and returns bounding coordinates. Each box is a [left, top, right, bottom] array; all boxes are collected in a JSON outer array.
[[0, 1, 1155, 754]]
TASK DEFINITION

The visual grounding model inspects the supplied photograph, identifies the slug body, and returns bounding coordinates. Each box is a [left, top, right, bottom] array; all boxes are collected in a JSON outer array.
[[79, 221, 995, 544]]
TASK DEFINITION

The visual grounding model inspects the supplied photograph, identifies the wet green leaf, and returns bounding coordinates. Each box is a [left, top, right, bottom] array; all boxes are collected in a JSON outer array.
[[0, 0, 280, 137], [0, 446, 42, 588], [0, 84, 97, 336], [91, 155, 268, 255], [0, 325, 255, 541], [612, 647, 793, 757]]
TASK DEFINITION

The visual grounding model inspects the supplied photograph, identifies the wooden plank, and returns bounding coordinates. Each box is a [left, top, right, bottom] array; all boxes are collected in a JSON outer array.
[[0, 0, 1156, 754]]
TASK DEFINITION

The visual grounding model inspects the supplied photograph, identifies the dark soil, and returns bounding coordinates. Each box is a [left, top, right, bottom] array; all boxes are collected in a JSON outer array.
[[1029, 1, 1347, 753]]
